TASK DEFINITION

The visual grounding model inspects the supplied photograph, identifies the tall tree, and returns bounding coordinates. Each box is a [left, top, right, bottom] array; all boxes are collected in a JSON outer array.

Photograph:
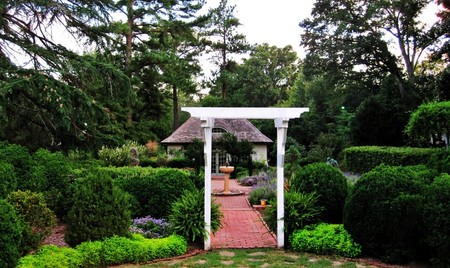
[[229, 44, 299, 107], [0, 0, 132, 151], [300, 0, 445, 99], [205, 0, 249, 100]]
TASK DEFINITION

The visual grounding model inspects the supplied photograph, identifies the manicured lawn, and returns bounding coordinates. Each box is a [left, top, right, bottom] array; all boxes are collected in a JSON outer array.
[[120, 248, 373, 267]]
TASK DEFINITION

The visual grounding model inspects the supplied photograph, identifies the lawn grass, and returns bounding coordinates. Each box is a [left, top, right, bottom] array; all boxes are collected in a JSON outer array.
[[133, 248, 370, 267]]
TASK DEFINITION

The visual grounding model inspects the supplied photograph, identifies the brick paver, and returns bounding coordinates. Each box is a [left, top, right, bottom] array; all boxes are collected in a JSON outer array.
[[211, 178, 277, 249]]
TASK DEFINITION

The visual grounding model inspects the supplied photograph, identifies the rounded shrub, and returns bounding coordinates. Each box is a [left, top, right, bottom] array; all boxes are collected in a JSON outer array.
[[264, 191, 323, 245], [115, 168, 196, 218], [17, 245, 82, 268], [0, 142, 33, 182], [290, 162, 348, 223], [0, 162, 17, 198], [0, 199, 22, 268], [343, 164, 429, 263], [423, 174, 450, 267], [169, 188, 223, 242], [6, 190, 57, 254], [290, 223, 362, 258], [29, 149, 73, 218], [65, 171, 131, 247]]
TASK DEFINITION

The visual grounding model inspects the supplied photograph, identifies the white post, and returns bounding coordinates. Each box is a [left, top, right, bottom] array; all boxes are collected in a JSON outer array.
[[201, 117, 214, 250], [275, 118, 289, 249]]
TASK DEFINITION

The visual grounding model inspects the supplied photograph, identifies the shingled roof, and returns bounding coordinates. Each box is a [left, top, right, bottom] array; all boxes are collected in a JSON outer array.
[[161, 117, 272, 144]]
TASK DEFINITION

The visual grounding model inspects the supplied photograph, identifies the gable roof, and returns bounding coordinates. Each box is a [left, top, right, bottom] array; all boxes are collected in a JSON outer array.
[[161, 117, 273, 144]]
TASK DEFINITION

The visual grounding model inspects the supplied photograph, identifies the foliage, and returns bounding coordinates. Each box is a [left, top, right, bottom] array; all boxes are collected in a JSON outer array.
[[343, 146, 437, 173], [0, 142, 33, 182], [205, 0, 249, 100], [405, 101, 450, 147], [65, 171, 131, 247], [0, 162, 17, 198], [290, 223, 362, 258], [228, 44, 299, 107], [427, 149, 450, 174], [290, 162, 348, 223], [18, 234, 186, 267], [27, 149, 73, 218], [6, 190, 57, 254], [423, 174, 450, 268], [248, 171, 276, 205], [130, 215, 173, 239], [300, 0, 443, 98], [114, 168, 195, 218], [350, 94, 408, 146], [0, 199, 22, 268], [183, 138, 204, 174], [169, 188, 223, 242], [343, 165, 430, 263], [264, 191, 323, 245], [215, 132, 254, 174], [98, 141, 150, 167], [17, 245, 82, 268]]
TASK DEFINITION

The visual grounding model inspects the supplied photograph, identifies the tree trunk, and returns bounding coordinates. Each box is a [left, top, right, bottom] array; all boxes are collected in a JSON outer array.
[[173, 85, 179, 131]]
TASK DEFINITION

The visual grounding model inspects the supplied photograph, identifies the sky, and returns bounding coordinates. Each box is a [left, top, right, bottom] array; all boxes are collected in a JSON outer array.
[[204, 0, 316, 58]]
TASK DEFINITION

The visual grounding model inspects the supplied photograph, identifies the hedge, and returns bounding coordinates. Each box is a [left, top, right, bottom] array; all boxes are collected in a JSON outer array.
[[17, 234, 187, 267], [343, 146, 437, 173]]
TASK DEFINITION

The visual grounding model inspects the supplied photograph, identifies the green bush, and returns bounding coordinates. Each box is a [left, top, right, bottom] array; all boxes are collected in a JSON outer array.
[[169, 189, 223, 242], [77, 234, 186, 266], [65, 171, 131, 247], [0, 199, 22, 268], [290, 163, 348, 223], [427, 149, 450, 174], [98, 141, 150, 167], [0, 162, 17, 198], [28, 149, 73, 218], [343, 146, 437, 173], [290, 223, 362, 258], [115, 168, 196, 218], [17, 245, 82, 268], [264, 191, 323, 245], [0, 142, 33, 182], [343, 164, 429, 263], [166, 157, 189, 168], [249, 187, 276, 205], [6, 190, 57, 254], [423, 174, 450, 267]]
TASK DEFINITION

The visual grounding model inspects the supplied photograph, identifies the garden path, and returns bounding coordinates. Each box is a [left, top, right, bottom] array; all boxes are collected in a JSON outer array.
[[211, 178, 277, 249]]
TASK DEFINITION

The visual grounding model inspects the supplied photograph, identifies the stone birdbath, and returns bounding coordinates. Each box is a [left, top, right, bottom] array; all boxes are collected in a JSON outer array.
[[213, 163, 244, 196]]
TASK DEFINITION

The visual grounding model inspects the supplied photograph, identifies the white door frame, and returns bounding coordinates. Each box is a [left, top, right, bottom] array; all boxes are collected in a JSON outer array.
[[182, 107, 309, 250]]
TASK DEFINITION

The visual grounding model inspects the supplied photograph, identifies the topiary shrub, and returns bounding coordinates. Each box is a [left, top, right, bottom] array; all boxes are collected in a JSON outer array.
[[0, 142, 33, 183], [290, 162, 348, 223], [343, 164, 429, 263], [28, 149, 73, 219], [290, 223, 362, 258], [65, 171, 131, 247], [264, 191, 323, 246], [169, 188, 223, 243], [0, 162, 17, 198], [115, 168, 196, 218], [427, 149, 450, 174], [17, 245, 82, 268], [0, 199, 22, 268], [6, 190, 57, 254], [423, 174, 450, 268]]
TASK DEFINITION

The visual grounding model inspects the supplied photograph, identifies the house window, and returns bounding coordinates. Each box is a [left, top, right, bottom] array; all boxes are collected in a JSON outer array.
[[212, 127, 227, 134], [212, 150, 228, 174]]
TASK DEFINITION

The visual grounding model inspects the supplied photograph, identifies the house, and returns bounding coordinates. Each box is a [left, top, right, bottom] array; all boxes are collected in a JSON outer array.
[[161, 117, 273, 173]]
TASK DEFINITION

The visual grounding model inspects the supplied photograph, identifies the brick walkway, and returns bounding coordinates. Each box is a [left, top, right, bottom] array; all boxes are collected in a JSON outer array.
[[211, 178, 277, 249]]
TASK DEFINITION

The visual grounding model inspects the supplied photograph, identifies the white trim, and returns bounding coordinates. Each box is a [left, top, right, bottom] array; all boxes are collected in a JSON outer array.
[[185, 107, 309, 250]]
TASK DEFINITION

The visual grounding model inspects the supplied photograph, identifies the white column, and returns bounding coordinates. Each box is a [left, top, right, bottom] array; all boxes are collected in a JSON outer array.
[[275, 118, 289, 248], [201, 117, 214, 250]]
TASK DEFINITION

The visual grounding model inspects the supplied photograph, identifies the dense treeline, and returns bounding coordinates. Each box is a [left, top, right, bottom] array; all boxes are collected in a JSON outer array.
[[1, 0, 449, 156]]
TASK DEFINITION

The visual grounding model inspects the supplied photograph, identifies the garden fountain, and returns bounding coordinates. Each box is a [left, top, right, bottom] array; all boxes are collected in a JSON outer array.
[[213, 162, 244, 196]]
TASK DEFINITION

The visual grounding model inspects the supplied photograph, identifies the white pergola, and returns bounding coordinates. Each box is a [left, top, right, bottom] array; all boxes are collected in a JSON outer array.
[[182, 107, 309, 250]]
